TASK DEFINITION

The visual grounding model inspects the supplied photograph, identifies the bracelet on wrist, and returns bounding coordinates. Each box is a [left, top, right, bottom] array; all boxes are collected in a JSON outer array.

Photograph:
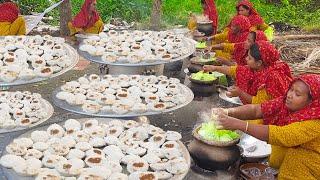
[[245, 121, 249, 132]]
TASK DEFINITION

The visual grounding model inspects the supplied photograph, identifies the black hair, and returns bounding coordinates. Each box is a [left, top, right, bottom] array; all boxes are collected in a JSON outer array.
[[249, 43, 262, 61], [249, 31, 257, 42], [237, 5, 250, 11]]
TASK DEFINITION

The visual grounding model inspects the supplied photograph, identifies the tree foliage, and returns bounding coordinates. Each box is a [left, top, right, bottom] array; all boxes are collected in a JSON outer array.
[[10, 0, 320, 31]]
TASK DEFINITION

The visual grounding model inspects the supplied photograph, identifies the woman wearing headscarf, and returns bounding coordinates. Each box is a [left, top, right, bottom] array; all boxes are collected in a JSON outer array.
[[202, 0, 218, 35], [188, 0, 218, 35], [210, 30, 268, 66], [203, 41, 292, 105], [236, 0, 269, 31], [0, 0, 26, 36], [214, 74, 320, 179], [207, 0, 273, 43], [68, 0, 104, 36], [210, 15, 251, 60]]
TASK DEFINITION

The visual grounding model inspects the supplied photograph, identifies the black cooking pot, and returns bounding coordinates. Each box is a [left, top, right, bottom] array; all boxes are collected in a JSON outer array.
[[187, 81, 217, 97], [188, 126, 242, 171], [188, 138, 241, 171], [197, 22, 213, 36], [188, 63, 203, 74]]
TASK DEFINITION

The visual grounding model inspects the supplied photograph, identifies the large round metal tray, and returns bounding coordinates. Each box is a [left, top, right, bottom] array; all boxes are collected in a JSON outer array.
[[0, 99, 54, 134], [218, 89, 243, 105], [0, 43, 79, 87], [52, 84, 194, 118], [0, 118, 191, 180], [77, 38, 195, 66]]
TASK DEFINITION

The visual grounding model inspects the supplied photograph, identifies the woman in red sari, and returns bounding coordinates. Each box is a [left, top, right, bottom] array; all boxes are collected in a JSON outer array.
[[201, 0, 218, 35], [204, 41, 292, 104], [210, 30, 267, 66], [236, 0, 269, 31], [68, 0, 104, 36], [214, 74, 320, 179], [232, 30, 267, 65], [0, 0, 26, 35], [210, 15, 251, 59]]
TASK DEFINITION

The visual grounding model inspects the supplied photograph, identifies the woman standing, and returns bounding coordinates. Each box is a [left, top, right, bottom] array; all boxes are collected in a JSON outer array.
[[68, 0, 104, 36], [201, 0, 218, 35], [215, 74, 320, 179], [0, 0, 26, 36]]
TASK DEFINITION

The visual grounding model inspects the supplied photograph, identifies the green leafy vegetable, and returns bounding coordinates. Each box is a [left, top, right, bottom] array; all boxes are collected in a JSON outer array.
[[196, 42, 207, 49], [198, 122, 239, 142], [199, 56, 216, 63], [191, 71, 217, 81], [264, 26, 274, 42]]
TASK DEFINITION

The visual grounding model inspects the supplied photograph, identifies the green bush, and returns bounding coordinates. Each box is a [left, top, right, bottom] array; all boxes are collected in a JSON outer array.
[[12, 0, 320, 31]]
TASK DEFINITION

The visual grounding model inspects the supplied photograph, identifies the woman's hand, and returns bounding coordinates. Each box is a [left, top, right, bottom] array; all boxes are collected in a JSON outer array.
[[203, 65, 217, 72], [204, 45, 212, 53], [211, 44, 224, 50], [216, 57, 235, 66], [207, 35, 216, 41], [78, 29, 85, 34], [226, 86, 241, 97], [217, 113, 245, 131], [211, 108, 228, 116]]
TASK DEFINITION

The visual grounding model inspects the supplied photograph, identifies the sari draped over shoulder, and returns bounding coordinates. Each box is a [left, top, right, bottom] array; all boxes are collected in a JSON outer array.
[[0, 2, 26, 36], [227, 15, 251, 43], [69, 0, 103, 35], [262, 74, 320, 126], [203, 0, 218, 34], [236, 0, 267, 31], [233, 30, 267, 65], [0, 2, 19, 23], [235, 41, 292, 104]]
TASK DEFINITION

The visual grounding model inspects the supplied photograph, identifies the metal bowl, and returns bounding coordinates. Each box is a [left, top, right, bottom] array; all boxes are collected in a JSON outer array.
[[240, 163, 277, 179]]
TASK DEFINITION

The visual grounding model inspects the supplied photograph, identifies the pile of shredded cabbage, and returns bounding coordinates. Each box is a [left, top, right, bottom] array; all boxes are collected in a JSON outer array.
[[191, 71, 217, 81], [198, 122, 239, 142]]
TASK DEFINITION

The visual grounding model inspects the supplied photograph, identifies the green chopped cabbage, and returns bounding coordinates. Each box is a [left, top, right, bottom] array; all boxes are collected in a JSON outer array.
[[265, 26, 274, 42], [218, 74, 228, 86], [198, 122, 239, 142], [196, 42, 207, 49], [191, 71, 217, 81]]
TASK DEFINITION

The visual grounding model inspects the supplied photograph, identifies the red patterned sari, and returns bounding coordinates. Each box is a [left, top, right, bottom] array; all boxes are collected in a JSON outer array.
[[203, 0, 218, 34], [227, 15, 251, 43], [262, 74, 320, 126], [236, 0, 264, 29], [71, 0, 100, 29], [233, 30, 267, 65], [235, 41, 292, 103], [0, 1, 19, 23]]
